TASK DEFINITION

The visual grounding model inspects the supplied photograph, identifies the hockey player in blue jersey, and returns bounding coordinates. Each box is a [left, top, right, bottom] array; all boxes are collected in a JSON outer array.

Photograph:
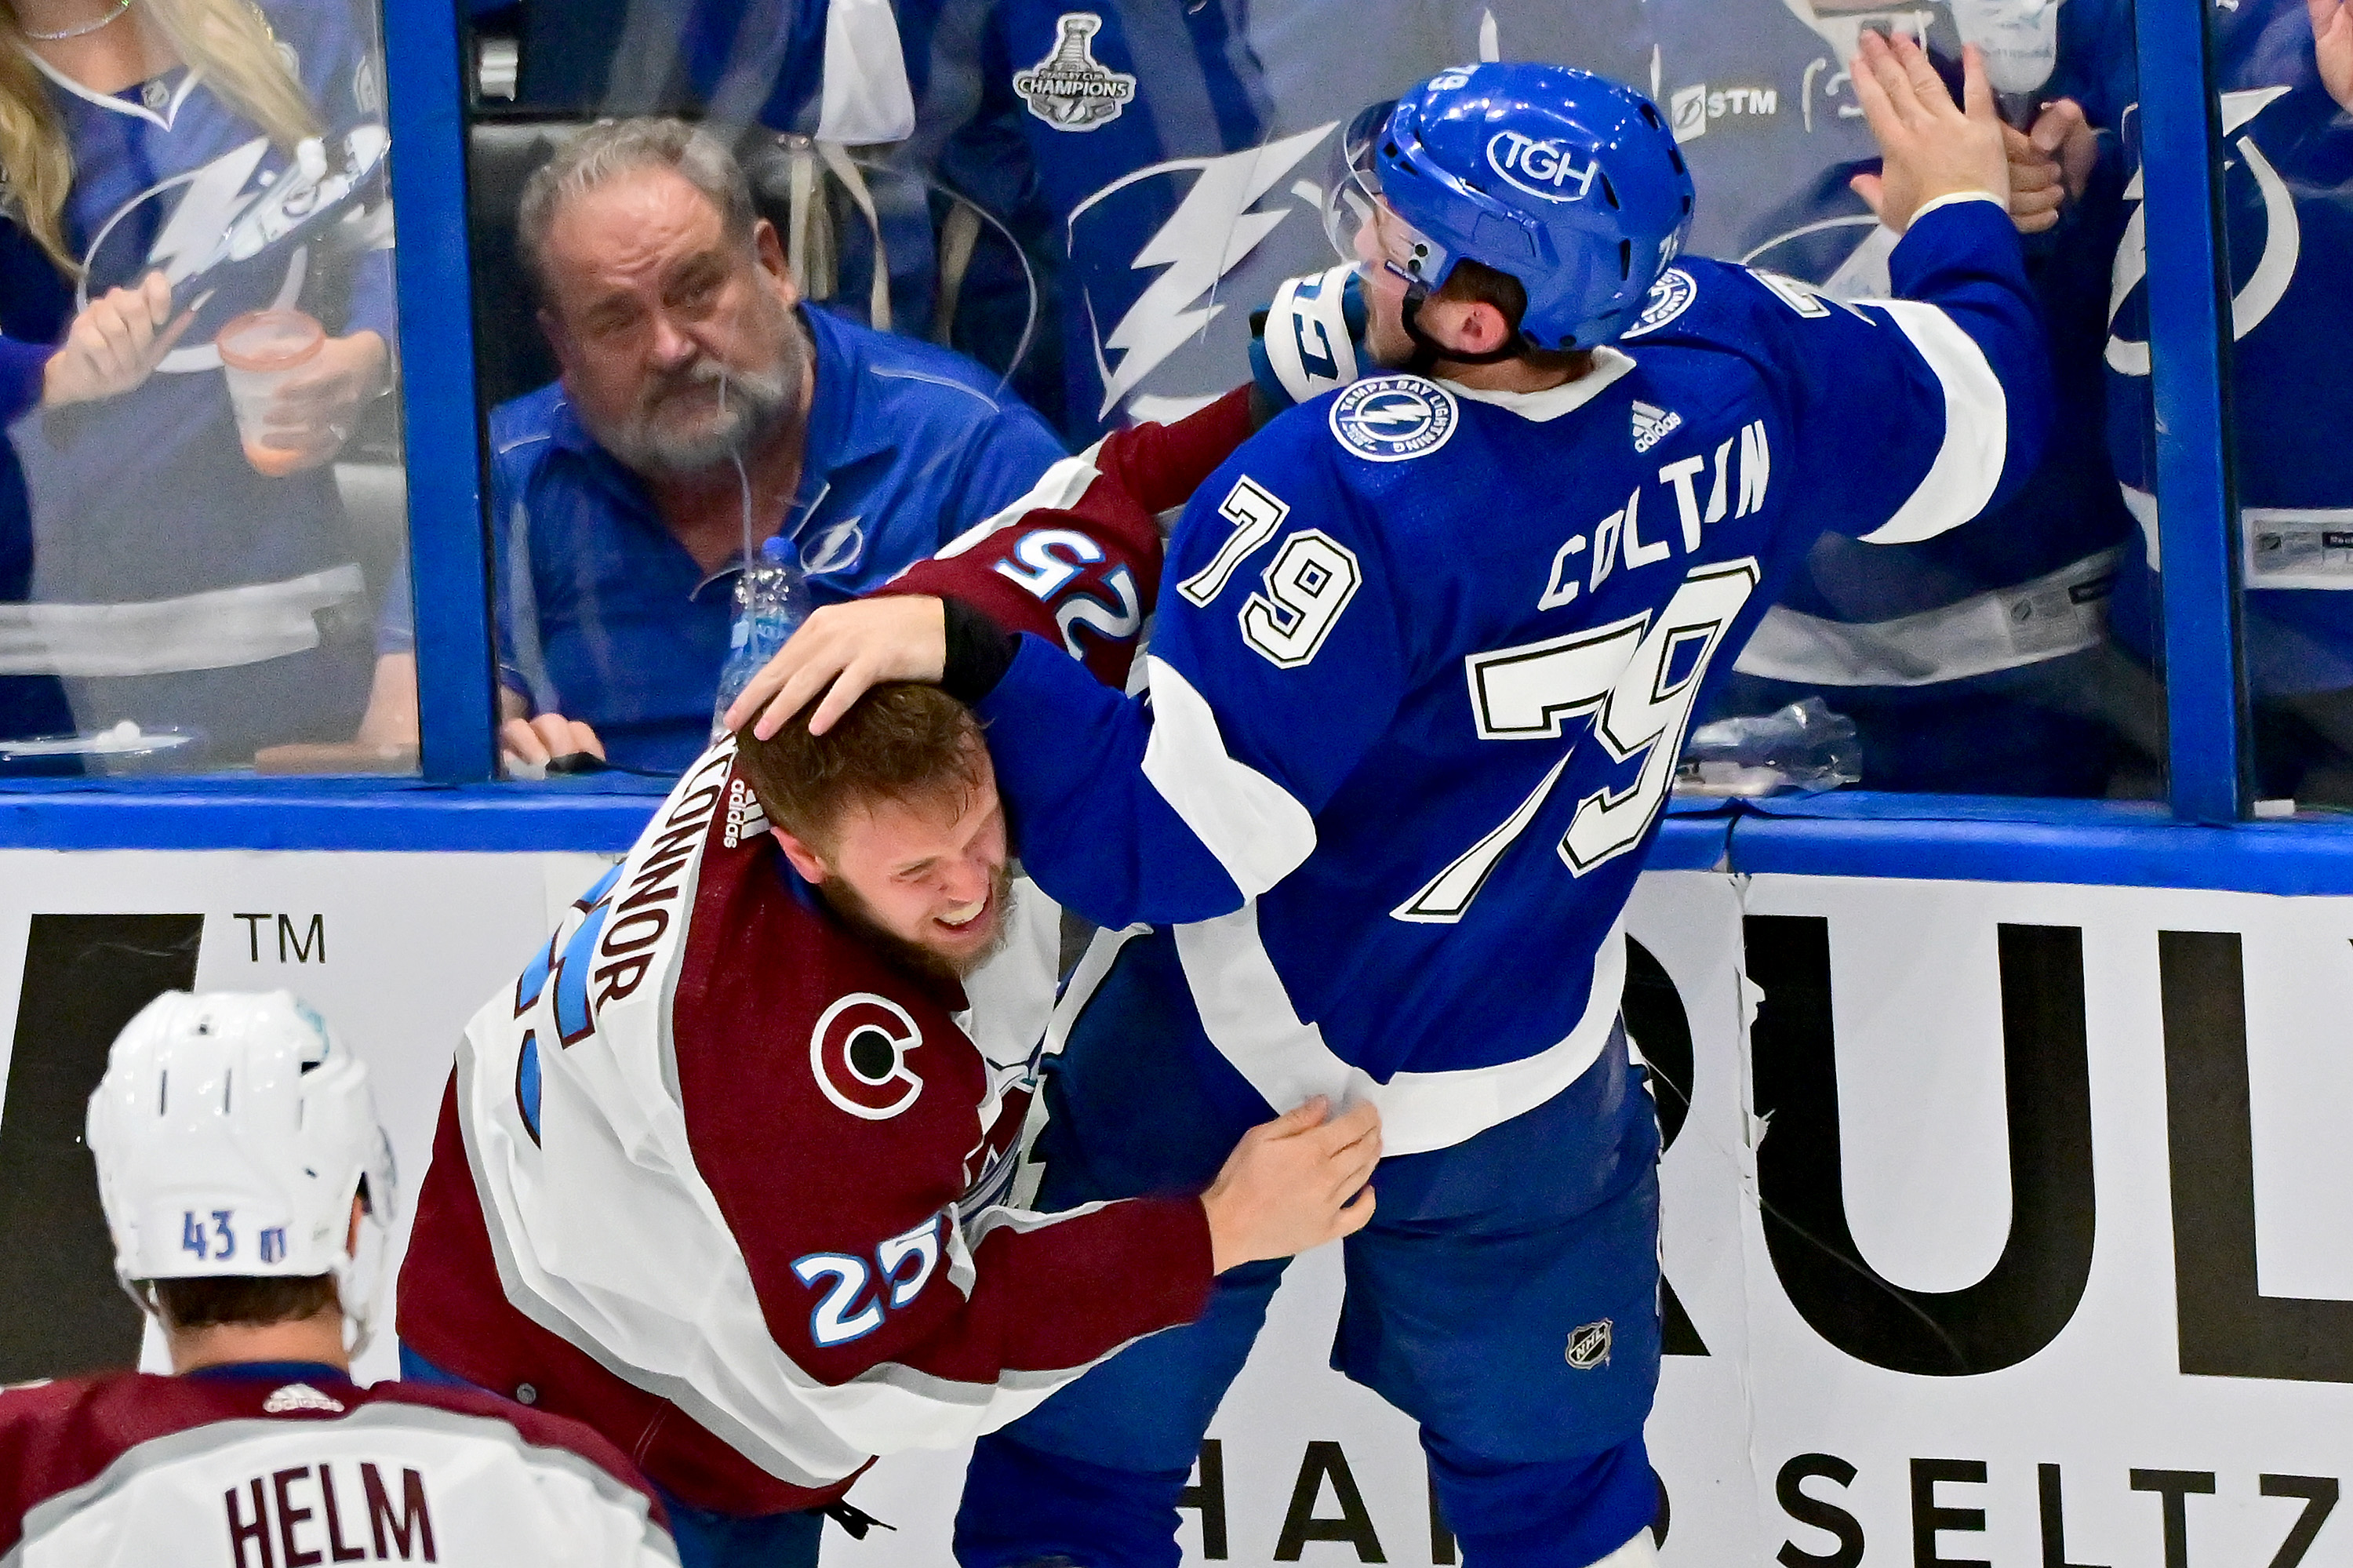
[[734, 34, 2049, 1566]]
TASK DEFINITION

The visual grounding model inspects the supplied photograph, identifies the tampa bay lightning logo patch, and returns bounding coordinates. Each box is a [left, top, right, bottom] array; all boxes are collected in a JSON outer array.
[[1329, 377, 1458, 463], [1621, 267, 1697, 339]]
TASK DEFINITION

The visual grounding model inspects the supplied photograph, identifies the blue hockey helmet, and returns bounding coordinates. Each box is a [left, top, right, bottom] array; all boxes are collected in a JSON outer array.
[[1323, 62, 1696, 352]]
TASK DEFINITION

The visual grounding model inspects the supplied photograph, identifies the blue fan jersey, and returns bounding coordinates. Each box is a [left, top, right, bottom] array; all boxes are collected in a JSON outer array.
[[1651, 0, 2137, 793], [0, 0, 396, 753], [916, 0, 1649, 439], [978, 198, 2048, 1153], [2101, 0, 2353, 697]]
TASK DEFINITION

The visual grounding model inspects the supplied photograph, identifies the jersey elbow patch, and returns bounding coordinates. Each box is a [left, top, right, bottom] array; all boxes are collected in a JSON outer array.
[[1138, 656, 1317, 898], [1854, 300, 2009, 546]]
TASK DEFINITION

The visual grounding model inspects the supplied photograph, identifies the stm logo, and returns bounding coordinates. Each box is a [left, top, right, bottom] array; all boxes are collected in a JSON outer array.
[[1567, 1319, 1613, 1370], [1631, 401, 1683, 453], [1667, 82, 1780, 140], [1485, 129, 1598, 202]]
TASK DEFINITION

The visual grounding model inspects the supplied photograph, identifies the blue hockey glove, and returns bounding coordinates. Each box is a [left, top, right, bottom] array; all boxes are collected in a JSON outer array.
[[1249, 263, 1369, 413]]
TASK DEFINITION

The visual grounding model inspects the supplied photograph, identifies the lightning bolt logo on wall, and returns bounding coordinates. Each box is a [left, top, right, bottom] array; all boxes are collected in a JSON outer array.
[[1074, 124, 1336, 421]]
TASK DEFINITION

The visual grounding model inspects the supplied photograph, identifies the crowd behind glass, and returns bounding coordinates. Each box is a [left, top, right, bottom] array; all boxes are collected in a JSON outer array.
[[1, 0, 2344, 802]]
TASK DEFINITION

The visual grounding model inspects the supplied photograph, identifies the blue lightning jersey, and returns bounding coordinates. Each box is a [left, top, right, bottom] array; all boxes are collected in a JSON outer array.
[[0, 0, 396, 754], [2100, 0, 2353, 697], [915, 0, 1649, 439], [1649, 0, 2137, 792], [977, 199, 2047, 1154]]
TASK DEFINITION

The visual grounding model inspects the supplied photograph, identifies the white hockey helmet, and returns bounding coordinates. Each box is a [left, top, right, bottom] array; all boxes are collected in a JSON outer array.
[[85, 991, 398, 1352]]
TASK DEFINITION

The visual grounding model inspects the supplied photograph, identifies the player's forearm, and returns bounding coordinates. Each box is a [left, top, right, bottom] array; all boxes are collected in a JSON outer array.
[[1089, 385, 1258, 515], [976, 635, 1251, 929], [780, 1195, 1212, 1457], [1887, 197, 2056, 509]]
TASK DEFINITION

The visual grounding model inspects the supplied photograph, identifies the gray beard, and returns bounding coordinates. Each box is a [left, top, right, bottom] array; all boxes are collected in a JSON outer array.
[[592, 307, 808, 478]]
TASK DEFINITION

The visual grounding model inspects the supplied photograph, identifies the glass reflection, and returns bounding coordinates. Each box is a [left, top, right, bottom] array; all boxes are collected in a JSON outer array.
[[0, 0, 413, 775]]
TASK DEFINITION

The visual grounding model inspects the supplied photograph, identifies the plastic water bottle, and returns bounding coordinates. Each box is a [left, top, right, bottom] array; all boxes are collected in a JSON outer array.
[[711, 537, 812, 740]]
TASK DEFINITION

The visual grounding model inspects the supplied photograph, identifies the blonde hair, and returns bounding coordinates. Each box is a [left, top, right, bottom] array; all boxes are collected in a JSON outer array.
[[0, 0, 320, 274]]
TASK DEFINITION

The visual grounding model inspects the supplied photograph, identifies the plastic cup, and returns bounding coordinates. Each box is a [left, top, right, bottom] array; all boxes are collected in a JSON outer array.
[[217, 309, 325, 477]]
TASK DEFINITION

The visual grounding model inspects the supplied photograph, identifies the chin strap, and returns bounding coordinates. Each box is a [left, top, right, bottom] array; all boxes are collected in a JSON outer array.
[[1399, 293, 1534, 375]]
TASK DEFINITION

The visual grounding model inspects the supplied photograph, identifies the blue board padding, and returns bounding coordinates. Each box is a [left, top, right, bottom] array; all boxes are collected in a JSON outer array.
[[382, 0, 499, 784], [2134, 0, 2251, 824], [1726, 812, 2353, 895], [0, 777, 667, 852]]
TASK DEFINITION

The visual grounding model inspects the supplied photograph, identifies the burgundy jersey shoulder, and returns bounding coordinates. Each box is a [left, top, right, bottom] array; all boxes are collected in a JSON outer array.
[[0, 1369, 669, 1558], [885, 386, 1257, 687]]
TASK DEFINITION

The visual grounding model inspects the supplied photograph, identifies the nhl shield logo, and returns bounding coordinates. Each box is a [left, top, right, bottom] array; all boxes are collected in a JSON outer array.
[[1330, 377, 1459, 464], [1014, 14, 1137, 132], [1622, 267, 1697, 340], [1566, 1319, 1613, 1370]]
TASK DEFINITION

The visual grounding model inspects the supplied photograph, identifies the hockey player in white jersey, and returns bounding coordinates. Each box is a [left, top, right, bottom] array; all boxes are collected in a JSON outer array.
[[733, 32, 2050, 1567], [0, 991, 675, 1566]]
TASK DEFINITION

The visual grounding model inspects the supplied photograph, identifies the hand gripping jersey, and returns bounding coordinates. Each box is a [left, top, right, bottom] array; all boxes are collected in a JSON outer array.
[[2100, 0, 2353, 696], [976, 198, 2049, 1155], [0, 1368, 673, 1566], [396, 391, 1254, 1516]]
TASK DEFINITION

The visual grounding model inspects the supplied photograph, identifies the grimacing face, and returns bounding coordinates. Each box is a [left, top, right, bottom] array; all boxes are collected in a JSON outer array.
[[539, 164, 808, 476], [773, 749, 1016, 981]]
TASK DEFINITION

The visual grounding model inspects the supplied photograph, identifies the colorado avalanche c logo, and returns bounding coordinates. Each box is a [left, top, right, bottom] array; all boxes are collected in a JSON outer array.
[[811, 994, 924, 1120]]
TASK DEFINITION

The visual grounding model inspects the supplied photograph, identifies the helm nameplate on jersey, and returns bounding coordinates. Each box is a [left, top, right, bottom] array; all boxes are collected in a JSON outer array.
[[1620, 268, 1698, 340], [1329, 377, 1459, 464]]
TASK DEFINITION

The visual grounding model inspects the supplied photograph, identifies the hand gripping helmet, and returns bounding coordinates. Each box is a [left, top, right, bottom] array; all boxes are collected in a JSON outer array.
[[85, 991, 398, 1352], [1324, 62, 1696, 353]]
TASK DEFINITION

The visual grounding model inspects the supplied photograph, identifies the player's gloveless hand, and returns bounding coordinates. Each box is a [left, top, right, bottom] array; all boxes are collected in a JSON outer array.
[[1200, 1096, 1381, 1272], [1846, 32, 2010, 233], [42, 271, 195, 407], [726, 595, 947, 740]]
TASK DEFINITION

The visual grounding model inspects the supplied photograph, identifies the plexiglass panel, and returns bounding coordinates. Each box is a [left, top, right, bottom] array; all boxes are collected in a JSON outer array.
[[0, 0, 415, 776], [458, 0, 2166, 798], [1674, 0, 2158, 800], [2200, 0, 2353, 807]]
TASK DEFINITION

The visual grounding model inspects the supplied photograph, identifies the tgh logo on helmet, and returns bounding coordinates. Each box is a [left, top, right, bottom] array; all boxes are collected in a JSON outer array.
[[1485, 129, 1600, 203]]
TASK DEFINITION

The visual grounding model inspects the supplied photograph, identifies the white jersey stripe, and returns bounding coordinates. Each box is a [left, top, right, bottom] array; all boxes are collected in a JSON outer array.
[[1140, 656, 1318, 899], [1171, 901, 1628, 1155], [1853, 298, 2009, 546]]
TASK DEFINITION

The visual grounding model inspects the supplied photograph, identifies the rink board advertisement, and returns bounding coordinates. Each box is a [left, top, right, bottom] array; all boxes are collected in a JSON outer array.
[[4, 850, 2353, 1566]]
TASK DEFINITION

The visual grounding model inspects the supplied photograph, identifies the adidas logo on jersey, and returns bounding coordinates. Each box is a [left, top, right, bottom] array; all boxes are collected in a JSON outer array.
[[264, 1383, 346, 1414], [1631, 402, 1684, 453], [722, 777, 768, 849]]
